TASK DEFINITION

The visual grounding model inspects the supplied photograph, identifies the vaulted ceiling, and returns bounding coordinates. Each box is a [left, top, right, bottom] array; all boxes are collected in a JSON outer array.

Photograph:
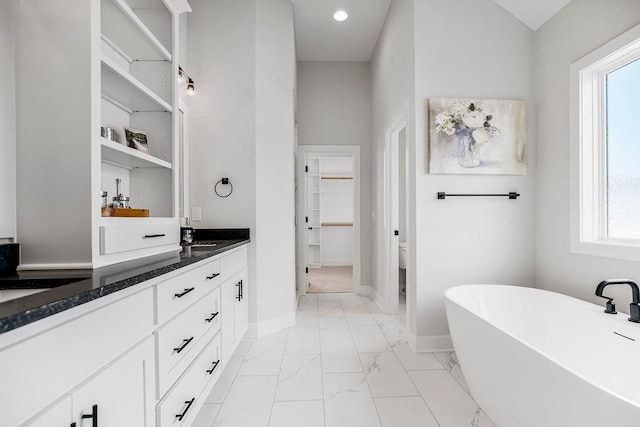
[[292, 0, 572, 61]]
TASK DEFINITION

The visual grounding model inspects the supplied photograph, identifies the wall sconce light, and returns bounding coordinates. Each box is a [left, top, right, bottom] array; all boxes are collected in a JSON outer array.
[[178, 65, 196, 96], [186, 78, 195, 96]]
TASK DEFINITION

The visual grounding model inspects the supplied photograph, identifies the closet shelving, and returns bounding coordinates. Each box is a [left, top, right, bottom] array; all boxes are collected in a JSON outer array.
[[306, 158, 322, 267], [304, 157, 355, 272]]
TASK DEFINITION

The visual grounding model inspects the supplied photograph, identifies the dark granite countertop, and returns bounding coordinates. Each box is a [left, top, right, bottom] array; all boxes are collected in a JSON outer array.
[[0, 229, 250, 335]]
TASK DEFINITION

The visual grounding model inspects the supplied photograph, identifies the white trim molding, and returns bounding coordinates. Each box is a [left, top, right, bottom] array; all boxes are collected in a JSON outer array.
[[570, 23, 640, 261], [251, 311, 296, 338], [408, 333, 454, 353]]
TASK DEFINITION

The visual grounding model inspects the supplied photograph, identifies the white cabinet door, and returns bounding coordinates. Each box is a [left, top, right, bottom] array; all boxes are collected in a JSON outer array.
[[234, 270, 248, 343], [72, 338, 155, 427], [28, 397, 72, 427], [221, 278, 237, 359]]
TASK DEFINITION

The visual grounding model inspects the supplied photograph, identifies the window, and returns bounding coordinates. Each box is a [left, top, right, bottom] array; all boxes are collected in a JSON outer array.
[[571, 24, 640, 260]]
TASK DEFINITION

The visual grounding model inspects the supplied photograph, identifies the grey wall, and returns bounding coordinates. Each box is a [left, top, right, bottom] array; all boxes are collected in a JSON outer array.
[[413, 0, 536, 343], [0, 0, 15, 239], [297, 61, 372, 288], [188, 0, 296, 333], [371, 0, 416, 333], [254, 0, 296, 332], [372, 0, 536, 347], [535, 0, 640, 307]]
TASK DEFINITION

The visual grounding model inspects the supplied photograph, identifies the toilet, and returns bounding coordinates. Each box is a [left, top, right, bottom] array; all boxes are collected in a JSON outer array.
[[399, 242, 407, 269]]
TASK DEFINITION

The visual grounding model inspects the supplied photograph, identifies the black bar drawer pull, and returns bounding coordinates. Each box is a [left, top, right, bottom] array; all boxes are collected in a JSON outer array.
[[206, 273, 220, 280], [81, 404, 98, 427], [205, 312, 219, 323], [174, 287, 195, 298], [206, 360, 221, 375], [174, 337, 194, 353], [175, 398, 195, 421], [236, 280, 242, 301], [143, 233, 166, 238]]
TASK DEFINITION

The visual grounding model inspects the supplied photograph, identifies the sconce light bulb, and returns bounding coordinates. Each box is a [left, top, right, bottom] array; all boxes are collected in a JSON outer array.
[[187, 78, 195, 96], [178, 67, 185, 84]]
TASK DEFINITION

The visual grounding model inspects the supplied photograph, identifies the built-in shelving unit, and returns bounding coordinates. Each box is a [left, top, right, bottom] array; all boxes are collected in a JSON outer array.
[[14, 0, 188, 270], [306, 158, 321, 268], [101, 137, 172, 169], [101, 55, 173, 113], [303, 157, 355, 275]]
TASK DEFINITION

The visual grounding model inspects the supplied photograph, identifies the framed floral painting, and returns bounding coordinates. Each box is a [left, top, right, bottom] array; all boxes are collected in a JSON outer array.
[[428, 98, 527, 175]]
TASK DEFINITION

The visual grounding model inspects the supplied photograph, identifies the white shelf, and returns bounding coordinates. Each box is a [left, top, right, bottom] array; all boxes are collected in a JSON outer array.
[[308, 243, 320, 246], [308, 209, 320, 211], [101, 137, 172, 169], [308, 191, 320, 194], [103, 0, 171, 61], [101, 54, 172, 113]]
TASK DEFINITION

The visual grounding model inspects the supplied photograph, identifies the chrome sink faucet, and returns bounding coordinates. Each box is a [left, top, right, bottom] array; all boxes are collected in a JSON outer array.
[[595, 278, 640, 323]]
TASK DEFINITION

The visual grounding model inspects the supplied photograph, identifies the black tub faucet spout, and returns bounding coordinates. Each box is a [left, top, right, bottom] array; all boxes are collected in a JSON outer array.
[[595, 278, 640, 323]]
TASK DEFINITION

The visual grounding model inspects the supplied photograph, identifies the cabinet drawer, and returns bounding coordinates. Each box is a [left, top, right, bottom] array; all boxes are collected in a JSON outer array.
[[156, 258, 221, 325], [220, 246, 247, 279], [157, 333, 222, 427], [1, 288, 153, 426], [156, 288, 220, 395], [100, 223, 179, 255]]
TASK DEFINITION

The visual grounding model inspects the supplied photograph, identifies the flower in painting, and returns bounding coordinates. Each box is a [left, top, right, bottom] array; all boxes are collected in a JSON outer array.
[[434, 101, 500, 141]]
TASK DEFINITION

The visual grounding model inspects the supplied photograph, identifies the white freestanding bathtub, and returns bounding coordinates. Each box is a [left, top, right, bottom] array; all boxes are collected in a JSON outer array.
[[445, 284, 640, 427]]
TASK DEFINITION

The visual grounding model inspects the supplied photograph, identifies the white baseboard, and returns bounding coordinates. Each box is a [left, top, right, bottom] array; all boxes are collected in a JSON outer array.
[[355, 285, 371, 295], [249, 311, 296, 338], [370, 287, 384, 311], [408, 333, 453, 353]]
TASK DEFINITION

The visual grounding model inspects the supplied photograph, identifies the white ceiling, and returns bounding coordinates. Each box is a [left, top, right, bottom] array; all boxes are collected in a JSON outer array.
[[291, 0, 392, 62], [493, 0, 571, 30], [292, 0, 570, 62]]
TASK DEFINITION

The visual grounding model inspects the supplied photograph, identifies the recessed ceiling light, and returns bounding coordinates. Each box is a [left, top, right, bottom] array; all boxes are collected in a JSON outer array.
[[333, 10, 348, 22]]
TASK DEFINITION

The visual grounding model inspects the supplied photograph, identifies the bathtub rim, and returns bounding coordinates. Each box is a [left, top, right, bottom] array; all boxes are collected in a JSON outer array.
[[444, 283, 640, 411]]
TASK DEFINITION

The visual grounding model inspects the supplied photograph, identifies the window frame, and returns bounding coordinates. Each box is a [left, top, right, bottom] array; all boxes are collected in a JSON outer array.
[[570, 23, 640, 261]]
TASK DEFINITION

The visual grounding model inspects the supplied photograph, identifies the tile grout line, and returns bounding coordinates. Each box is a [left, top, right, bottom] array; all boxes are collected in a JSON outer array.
[[315, 296, 328, 427], [267, 322, 292, 426]]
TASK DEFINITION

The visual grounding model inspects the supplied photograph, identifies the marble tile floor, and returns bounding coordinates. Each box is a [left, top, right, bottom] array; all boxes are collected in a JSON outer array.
[[192, 293, 495, 427]]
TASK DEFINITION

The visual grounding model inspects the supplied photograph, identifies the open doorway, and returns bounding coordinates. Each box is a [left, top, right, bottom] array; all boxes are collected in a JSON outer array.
[[297, 146, 361, 296], [383, 107, 409, 322]]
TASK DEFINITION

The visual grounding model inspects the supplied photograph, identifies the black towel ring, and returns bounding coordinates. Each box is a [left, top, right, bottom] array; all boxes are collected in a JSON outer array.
[[214, 178, 233, 198]]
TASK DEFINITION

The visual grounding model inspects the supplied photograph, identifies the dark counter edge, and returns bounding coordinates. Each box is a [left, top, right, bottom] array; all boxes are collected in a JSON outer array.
[[0, 237, 250, 335]]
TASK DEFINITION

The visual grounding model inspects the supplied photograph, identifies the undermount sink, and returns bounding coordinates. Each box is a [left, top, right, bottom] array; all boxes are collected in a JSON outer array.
[[0, 277, 89, 304]]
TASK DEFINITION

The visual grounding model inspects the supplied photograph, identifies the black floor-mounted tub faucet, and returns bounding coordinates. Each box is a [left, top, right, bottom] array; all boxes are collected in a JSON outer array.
[[596, 279, 640, 323]]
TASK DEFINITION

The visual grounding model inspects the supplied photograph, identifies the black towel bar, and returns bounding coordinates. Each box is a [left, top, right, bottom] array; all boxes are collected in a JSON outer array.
[[437, 192, 520, 200]]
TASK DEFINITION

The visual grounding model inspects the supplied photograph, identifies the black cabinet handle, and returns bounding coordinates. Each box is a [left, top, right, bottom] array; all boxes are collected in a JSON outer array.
[[174, 337, 194, 354], [240, 279, 243, 300], [206, 273, 220, 280], [205, 312, 219, 323], [174, 287, 195, 298], [206, 360, 221, 375], [71, 423, 77, 427], [81, 404, 98, 427], [143, 233, 166, 238], [175, 398, 195, 421], [236, 280, 242, 301]]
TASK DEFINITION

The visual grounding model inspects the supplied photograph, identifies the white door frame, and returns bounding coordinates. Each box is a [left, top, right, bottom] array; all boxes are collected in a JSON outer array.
[[383, 106, 409, 314], [296, 145, 362, 295]]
